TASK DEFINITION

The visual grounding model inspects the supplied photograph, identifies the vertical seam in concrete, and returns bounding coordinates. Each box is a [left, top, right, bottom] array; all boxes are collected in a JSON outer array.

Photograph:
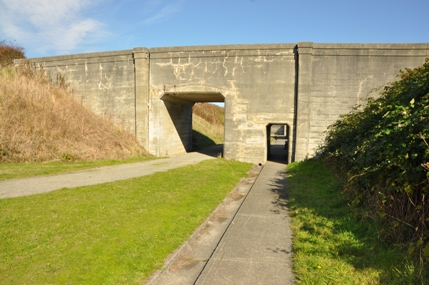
[[147, 50, 151, 153], [292, 45, 299, 163], [133, 52, 138, 139]]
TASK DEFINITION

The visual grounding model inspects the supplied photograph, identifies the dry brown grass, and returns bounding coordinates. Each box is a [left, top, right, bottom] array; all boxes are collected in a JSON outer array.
[[0, 40, 25, 67], [192, 103, 224, 147], [0, 64, 147, 163], [192, 102, 224, 125]]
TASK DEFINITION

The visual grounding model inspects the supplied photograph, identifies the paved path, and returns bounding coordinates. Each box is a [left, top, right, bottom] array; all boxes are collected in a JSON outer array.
[[195, 161, 294, 284], [0, 146, 221, 199], [147, 138, 294, 284]]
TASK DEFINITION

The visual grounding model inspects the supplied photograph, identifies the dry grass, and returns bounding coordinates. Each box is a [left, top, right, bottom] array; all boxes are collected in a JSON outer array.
[[192, 102, 224, 125], [0, 64, 147, 163], [192, 103, 224, 147], [0, 40, 25, 67]]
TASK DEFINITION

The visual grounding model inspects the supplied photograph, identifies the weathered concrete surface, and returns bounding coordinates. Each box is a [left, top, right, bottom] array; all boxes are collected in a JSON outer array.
[[149, 44, 296, 163], [23, 50, 138, 135], [295, 42, 429, 160], [22, 43, 429, 164]]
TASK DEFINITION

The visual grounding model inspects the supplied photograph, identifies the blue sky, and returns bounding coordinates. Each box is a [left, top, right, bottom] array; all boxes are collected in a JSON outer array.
[[0, 0, 428, 59]]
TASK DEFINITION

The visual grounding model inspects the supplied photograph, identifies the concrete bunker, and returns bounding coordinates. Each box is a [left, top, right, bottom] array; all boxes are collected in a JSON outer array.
[[160, 91, 225, 154], [266, 123, 290, 164]]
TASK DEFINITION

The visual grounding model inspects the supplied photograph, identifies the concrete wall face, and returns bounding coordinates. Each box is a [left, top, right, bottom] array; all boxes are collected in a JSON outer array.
[[149, 45, 297, 163], [24, 43, 429, 164], [133, 48, 150, 149], [296, 43, 429, 161], [26, 50, 137, 135]]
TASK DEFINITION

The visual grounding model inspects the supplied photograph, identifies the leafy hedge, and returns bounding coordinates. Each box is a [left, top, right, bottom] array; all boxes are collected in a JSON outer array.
[[321, 59, 429, 260]]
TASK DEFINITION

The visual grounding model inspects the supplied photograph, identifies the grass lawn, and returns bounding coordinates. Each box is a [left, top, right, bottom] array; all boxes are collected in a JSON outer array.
[[0, 159, 251, 284], [287, 159, 424, 285], [0, 157, 154, 181]]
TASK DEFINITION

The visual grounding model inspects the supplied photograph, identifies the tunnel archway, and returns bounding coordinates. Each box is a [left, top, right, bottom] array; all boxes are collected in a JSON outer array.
[[266, 123, 290, 164], [161, 91, 225, 157]]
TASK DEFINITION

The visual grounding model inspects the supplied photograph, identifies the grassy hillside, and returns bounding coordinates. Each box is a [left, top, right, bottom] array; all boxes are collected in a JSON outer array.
[[192, 103, 224, 150], [0, 65, 147, 163]]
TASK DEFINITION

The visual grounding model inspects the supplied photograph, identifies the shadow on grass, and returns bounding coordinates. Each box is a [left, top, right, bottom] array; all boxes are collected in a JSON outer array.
[[192, 130, 216, 151], [269, 159, 424, 284]]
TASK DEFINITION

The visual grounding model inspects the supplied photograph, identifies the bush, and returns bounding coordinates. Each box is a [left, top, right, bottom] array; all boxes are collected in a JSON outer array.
[[0, 39, 25, 67], [321, 59, 429, 262]]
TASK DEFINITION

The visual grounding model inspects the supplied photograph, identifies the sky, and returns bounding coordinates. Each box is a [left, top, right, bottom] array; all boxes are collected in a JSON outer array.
[[0, 0, 428, 59]]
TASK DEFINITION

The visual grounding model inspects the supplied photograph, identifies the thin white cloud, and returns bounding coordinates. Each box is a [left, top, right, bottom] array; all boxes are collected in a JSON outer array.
[[0, 0, 108, 56], [142, 1, 182, 25]]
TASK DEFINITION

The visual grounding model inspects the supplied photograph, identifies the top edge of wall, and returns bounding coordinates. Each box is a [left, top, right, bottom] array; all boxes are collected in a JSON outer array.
[[299, 42, 429, 49], [24, 49, 135, 62], [149, 43, 297, 53]]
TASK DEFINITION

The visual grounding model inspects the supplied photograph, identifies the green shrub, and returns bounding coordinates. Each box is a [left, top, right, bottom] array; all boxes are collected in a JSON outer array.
[[321, 59, 429, 262]]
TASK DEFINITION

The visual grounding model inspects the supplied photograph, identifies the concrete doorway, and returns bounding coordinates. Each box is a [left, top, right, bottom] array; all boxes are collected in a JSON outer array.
[[266, 123, 290, 163]]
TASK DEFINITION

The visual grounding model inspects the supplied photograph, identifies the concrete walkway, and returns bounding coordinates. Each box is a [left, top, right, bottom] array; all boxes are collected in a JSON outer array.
[[147, 138, 294, 284], [196, 160, 294, 284]]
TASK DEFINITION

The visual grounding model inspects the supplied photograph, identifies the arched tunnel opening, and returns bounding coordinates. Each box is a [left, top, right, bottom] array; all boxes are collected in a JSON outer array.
[[266, 123, 290, 164], [161, 91, 225, 158]]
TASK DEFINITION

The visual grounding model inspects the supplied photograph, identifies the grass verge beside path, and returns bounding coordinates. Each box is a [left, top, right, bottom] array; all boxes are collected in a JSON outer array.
[[0, 157, 154, 181], [0, 159, 251, 285], [287, 159, 423, 285]]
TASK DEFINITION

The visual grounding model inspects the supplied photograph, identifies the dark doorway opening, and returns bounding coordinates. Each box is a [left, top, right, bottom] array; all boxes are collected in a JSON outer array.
[[266, 123, 290, 164]]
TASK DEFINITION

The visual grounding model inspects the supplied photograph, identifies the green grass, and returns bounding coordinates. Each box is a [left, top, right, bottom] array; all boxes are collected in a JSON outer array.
[[287, 159, 425, 285], [0, 159, 251, 284], [0, 157, 154, 181]]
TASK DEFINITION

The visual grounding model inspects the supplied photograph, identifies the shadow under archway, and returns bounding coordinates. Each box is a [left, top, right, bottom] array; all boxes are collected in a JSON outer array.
[[195, 144, 224, 158]]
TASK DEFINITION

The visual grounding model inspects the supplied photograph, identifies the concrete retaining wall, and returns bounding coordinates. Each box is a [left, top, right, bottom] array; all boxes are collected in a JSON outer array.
[[296, 43, 429, 161], [149, 44, 296, 161], [22, 43, 429, 164], [25, 50, 138, 135]]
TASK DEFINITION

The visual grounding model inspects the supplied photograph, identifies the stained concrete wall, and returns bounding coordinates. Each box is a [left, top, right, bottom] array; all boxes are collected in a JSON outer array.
[[296, 43, 429, 161], [149, 44, 296, 163], [23, 50, 139, 137], [21, 43, 429, 164]]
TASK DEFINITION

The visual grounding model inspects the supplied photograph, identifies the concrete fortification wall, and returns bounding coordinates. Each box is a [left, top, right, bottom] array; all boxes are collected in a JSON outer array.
[[149, 44, 296, 162], [296, 43, 428, 161], [25, 50, 138, 134], [24, 43, 429, 164]]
